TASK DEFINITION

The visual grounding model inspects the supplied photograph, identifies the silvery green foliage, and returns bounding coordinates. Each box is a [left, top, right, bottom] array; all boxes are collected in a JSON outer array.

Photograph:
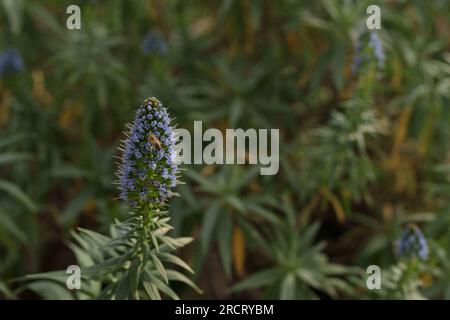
[[25, 98, 199, 299], [0, 134, 35, 299], [231, 199, 356, 299], [232, 28, 390, 299], [66, 215, 201, 299]]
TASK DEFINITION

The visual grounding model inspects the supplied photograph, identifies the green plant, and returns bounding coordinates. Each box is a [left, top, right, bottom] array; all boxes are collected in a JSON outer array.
[[231, 198, 356, 299], [24, 98, 199, 299]]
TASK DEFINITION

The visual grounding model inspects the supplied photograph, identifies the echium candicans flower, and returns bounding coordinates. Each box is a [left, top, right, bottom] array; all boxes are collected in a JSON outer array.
[[368, 32, 384, 68], [351, 31, 385, 74], [27, 97, 197, 300], [0, 48, 24, 76], [118, 97, 178, 208], [397, 224, 429, 261], [141, 32, 168, 56]]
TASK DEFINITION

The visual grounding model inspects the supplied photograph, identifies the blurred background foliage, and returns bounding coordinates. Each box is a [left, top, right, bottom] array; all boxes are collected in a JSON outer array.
[[0, 0, 449, 299]]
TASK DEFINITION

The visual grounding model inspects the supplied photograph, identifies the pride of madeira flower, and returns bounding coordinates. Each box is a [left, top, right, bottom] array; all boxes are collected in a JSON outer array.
[[25, 97, 198, 299], [397, 224, 429, 261], [351, 31, 385, 74], [0, 48, 24, 77], [141, 32, 168, 56], [119, 97, 178, 208]]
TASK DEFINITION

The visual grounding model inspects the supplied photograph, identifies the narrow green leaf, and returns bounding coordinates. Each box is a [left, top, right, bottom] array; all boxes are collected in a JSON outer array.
[[217, 213, 232, 279], [114, 273, 131, 300], [0, 180, 36, 212], [201, 200, 221, 254], [0, 209, 27, 243], [159, 252, 194, 274], [147, 271, 179, 300], [151, 254, 168, 284], [62, 189, 95, 228], [231, 268, 281, 292], [128, 258, 141, 299], [166, 270, 203, 294], [0, 281, 14, 298], [0, 153, 30, 165], [280, 273, 296, 300], [143, 279, 161, 300]]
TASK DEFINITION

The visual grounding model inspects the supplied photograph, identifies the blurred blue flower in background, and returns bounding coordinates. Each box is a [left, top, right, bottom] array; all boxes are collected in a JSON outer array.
[[351, 31, 384, 74], [351, 39, 363, 74], [397, 224, 429, 261], [368, 32, 385, 68], [141, 32, 168, 56], [0, 48, 24, 76]]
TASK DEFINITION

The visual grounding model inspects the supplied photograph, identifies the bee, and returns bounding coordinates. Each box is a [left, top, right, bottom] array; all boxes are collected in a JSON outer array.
[[144, 97, 158, 106], [148, 134, 162, 149]]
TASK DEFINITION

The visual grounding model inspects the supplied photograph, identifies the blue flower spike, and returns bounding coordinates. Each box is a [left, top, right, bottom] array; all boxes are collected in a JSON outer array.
[[397, 224, 429, 261], [141, 32, 168, 56], [118, 97, 179, 210], [368, 32, 385, 68], [0, 48, 24, 77], [351, 31, 384, 74]]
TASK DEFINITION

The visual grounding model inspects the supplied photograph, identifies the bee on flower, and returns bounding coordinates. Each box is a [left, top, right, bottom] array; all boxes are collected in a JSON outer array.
[[118, 97, 178, 207]]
